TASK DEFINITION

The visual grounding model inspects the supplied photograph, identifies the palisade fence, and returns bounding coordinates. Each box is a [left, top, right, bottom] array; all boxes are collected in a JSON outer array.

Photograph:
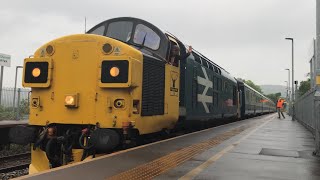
[[0, 87, 30, 120], [294, 88, 318, 135]]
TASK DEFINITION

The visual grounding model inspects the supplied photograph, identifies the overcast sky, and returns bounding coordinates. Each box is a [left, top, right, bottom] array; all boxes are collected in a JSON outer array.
[[0, 0, 316, 88]]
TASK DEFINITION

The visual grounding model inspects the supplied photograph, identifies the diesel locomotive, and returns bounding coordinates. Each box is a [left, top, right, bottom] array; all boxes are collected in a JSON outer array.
[[10, 17, 275, 173]]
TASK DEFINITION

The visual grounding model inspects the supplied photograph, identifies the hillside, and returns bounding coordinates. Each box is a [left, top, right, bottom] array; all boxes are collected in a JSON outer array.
[[260, 85, 287, 97]]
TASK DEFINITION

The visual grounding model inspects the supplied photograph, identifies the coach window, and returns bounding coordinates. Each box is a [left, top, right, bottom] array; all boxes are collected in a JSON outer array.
[[106, 21, 133, 42], [133, 24, 160, 50], [89, 25, 105, 36]]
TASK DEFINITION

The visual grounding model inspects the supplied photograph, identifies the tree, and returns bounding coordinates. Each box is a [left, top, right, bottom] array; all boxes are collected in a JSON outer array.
[[265, 92, 281, 104], [243, 80, 263, 94], [299, 78, 311, 96]]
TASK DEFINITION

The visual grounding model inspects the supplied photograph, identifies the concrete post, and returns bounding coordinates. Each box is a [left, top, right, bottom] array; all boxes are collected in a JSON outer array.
[[13, 66, 23, 115], [0, 66, 3, 105], [16, 88, 21, 120]]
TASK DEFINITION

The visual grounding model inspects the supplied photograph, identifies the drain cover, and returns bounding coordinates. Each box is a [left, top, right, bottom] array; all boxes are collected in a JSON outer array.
[[259, 148, 299, 158]]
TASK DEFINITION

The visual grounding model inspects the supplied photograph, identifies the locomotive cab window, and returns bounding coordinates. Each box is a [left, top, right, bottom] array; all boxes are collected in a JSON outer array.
[[133, 24, 160, 50], [106, 21, 133, 42], [89, 25, 105, 36]]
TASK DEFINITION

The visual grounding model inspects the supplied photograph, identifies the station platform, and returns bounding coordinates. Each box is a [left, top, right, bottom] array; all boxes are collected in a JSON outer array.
[[0, 120, 28, 128], [19, 113, 320, 180]]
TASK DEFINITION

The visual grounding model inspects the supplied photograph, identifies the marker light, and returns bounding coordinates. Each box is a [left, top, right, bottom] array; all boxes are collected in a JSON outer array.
[[110, 67, 120, 77], [65, 96, 74, 105], [65, 94, 79, 108], [32, 68, 41, 77]]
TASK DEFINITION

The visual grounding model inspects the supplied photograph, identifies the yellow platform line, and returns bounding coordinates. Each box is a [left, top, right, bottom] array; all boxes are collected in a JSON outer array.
[[179, 116, 275, 180]]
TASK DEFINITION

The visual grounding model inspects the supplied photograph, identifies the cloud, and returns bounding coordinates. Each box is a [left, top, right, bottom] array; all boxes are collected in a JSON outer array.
[[0, 0, 316, 88]]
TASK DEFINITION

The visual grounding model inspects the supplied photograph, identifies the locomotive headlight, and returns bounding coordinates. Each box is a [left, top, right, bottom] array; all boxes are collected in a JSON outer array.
[[32, 68, 41, 77], [65, 94, 79, 108], [23, 58, 52, 87], [110, 66, 120, 77], [101, 60, 129, 84]]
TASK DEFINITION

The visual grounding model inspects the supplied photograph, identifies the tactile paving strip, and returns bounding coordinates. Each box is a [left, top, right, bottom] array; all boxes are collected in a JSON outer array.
[[107, 120, 266, 180]]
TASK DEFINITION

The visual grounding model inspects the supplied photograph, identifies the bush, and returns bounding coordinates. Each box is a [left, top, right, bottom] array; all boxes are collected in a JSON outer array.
[[0, 99, 29, 120], [19, 99, 30, 115]]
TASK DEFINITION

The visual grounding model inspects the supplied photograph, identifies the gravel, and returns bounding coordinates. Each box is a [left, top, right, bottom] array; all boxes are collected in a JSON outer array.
[[0, 144, 30, 158], [0, 168, 29, 180], [0, 144, 31, 179]]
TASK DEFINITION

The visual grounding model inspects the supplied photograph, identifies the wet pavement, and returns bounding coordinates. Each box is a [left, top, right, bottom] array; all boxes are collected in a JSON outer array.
[[158, 114, 320, 180]]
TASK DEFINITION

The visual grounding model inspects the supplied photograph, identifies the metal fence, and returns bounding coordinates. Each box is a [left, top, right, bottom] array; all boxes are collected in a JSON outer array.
[[294, 89, 318, 134], [294, 88, 320, 155], [0, 87, 30, 120]]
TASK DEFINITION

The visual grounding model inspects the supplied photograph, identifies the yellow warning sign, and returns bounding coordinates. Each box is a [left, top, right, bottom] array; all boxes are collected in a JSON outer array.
[[170, 71, 178, 96]]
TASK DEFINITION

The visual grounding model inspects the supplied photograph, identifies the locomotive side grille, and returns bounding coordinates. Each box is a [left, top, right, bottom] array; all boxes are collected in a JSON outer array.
[[141, 55, 165, 116]]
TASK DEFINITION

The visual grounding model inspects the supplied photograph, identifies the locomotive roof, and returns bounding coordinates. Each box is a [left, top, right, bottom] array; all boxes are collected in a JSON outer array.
[[87, 17, 169, 60], [88, 17, 237, 84]]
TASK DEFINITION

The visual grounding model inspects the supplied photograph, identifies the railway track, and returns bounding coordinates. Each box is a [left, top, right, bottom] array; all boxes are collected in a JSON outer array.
[[0, 152, 31, 173]]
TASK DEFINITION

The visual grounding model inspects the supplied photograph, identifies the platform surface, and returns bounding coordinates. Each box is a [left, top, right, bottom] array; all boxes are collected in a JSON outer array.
[[0, 120, 28, 128], [161, 114, 320, 180], [19, 114, 320, 180]]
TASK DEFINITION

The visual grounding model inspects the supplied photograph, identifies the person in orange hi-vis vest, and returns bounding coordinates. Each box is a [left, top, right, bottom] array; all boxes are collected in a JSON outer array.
[[276, 98, 285, 119]]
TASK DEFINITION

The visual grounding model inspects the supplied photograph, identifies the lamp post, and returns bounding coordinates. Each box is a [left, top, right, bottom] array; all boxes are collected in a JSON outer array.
[[285, 38, 294, 120]]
